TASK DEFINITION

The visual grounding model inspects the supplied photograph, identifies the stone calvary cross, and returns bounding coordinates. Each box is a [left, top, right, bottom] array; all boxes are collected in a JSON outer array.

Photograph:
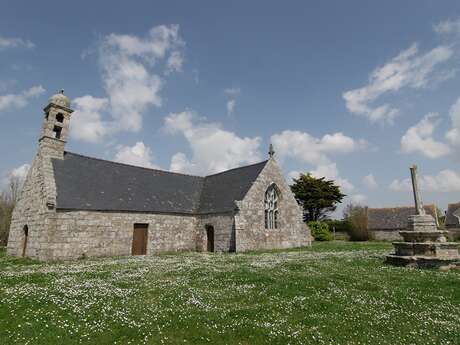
[[386, 164, 460, 268], [410, 165, 426, 216]]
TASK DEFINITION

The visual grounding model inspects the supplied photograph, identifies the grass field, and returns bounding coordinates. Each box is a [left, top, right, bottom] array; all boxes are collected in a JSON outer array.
[[1, 242, 460, 345]]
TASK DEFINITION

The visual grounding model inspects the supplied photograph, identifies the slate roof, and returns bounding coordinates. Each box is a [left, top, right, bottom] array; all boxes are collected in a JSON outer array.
[[367, 205, 438, 230], [445, 203, 460, 228], [52, 152, 267, 214], [198, 161, 268, 214]]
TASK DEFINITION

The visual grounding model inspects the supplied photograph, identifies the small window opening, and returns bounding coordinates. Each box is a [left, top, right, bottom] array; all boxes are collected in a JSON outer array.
[[53, 126, 62, 139], [45, 111, 49, 120], [56, 113, 64, 123]]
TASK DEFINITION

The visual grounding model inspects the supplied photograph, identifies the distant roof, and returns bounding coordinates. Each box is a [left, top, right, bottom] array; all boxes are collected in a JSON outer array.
[[53, 152, 267, 214], [446, 203, 460, 228], [367, 205, 437, 230]]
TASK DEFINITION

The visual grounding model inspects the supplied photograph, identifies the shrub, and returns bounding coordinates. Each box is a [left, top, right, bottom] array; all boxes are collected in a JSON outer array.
[[325, 219, 352, 233], [343, 204, 371, 241], [308, 221, 333, 241]]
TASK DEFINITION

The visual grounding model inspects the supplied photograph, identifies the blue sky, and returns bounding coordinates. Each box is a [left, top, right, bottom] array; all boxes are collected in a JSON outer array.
[[1, 0, 460, 215]]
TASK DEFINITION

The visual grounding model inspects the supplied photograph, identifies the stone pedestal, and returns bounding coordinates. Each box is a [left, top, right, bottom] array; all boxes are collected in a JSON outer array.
[[386, 214, 460, 268]]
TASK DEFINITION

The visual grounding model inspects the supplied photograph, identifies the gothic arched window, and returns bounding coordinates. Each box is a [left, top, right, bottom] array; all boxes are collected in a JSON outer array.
[[265, 184, 279, 229]]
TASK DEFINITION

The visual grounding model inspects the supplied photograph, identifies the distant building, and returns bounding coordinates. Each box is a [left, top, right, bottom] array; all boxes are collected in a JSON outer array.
[[367, 205, 438, 241], [445, 203, 460, 240], [445, 203, 460, 229], [7, 91, 311, 261]]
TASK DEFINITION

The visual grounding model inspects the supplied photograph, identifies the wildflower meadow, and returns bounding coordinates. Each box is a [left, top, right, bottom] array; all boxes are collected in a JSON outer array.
[[1, 242, 459, 345]]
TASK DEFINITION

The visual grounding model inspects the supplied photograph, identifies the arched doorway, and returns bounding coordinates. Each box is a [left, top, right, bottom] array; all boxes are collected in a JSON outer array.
[[205, 225, 214, 252], [22, 225, 29, 257]]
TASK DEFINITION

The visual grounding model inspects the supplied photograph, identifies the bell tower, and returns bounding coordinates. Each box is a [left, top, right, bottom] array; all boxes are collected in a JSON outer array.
[[39, 90, 73, 159]]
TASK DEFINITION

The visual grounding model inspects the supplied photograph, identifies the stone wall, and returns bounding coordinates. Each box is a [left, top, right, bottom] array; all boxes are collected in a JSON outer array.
[[196, 213, 235, 252], [235, 159, 311, 251], [369, 229, 403, 241], [447, 228, 460, 241], [7, 155, 53, 260], [33, 210, 198, 260]]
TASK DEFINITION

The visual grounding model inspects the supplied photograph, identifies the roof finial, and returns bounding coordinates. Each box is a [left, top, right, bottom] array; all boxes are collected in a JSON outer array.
[[268, 143, 275, 159], [59, 89, 64, 94]]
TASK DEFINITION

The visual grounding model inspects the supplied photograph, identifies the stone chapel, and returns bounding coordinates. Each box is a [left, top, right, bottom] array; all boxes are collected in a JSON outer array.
[[7, 91, 311, 261]]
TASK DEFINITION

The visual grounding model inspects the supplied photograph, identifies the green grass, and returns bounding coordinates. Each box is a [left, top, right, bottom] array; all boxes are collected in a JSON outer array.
[[1, 242, 459, 345]]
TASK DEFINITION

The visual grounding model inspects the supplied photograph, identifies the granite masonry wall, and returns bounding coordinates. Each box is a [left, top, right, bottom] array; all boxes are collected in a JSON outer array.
[[196, 213, 235, 252], [235, 159, 311, 251], [44, 211, 199, 260], [369, 229, 403, 241], [7, 137, 66, 260]]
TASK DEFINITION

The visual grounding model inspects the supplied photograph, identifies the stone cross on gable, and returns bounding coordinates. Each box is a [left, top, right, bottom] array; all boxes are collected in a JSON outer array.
[[268, 143, 275, 159], [410, 165, 426, 216]]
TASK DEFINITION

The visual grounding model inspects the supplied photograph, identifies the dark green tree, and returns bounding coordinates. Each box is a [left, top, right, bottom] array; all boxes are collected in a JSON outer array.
[[290, 173, 345, 222]]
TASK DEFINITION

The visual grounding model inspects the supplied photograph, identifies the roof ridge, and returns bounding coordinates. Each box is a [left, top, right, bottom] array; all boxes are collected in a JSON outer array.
[[203, 160, 269, 178], [64, 151, 203, 179], [64, 151, 269, 180]]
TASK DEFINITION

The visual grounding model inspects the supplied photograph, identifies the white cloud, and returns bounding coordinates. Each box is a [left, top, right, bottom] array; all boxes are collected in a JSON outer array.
[[114, 142, 158, 169], [271, 130, 362, 192], [362, 174, 378, 190], [389, 178, 411, 192], [390, 169, 460, 192], [1, 163, 30, 189], [287, 170, 301, 183], [70, 96, 109, 143], [351, 194, 367, 204], [166, 50, 184, 73], [433, 18, 460, 35], [401, 113, 451, 158], [446, 97, 460, 148], [72, 25, 184, 143], [286, 167, 353, 192], [310, 163, 354, 191], [271, 130, 363, 166], [165, 111, 262, 175], [226, 99, 236, 115], [0, 36, 34, 50], [0, 85, 45, 112], [224, 88, 240, 96], [224, 87, 240, 116], [169, 152, 196, 173], [343, 43, 454, 124]]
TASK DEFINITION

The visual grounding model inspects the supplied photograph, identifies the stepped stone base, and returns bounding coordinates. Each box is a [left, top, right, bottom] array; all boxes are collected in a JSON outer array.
[[386, 255, 460, 269], [386, 214, 460, 269], [392, 241, 459, 257]]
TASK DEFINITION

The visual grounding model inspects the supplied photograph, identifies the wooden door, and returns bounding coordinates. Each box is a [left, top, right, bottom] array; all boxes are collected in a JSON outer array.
[[206, 226, 214, 252], [131, 224, 148, 255]]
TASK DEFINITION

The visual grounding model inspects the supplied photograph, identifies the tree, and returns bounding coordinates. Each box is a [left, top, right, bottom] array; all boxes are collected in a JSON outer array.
[[0, 176, 21, 246], [343, 203, 370, 241], [290, 173, 346, 222]]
